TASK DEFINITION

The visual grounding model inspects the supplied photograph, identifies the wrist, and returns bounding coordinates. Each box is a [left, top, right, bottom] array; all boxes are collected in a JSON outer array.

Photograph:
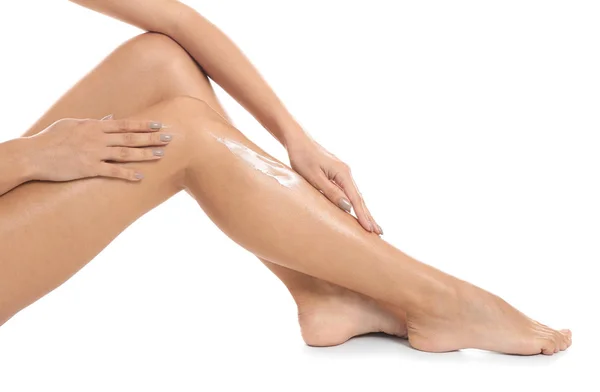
[[264, 110, 308, 150], [278, 123, 311, 151], [6, 137, 38, 182]]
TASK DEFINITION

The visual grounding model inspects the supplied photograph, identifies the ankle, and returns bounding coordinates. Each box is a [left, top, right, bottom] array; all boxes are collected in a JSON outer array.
[[405, 276, 463, 316], [290, 278, 346, 305]]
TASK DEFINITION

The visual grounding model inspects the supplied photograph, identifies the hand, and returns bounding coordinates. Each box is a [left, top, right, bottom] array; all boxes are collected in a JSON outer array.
[[286, 133, 383, 235], [27, 117, 172, 182]]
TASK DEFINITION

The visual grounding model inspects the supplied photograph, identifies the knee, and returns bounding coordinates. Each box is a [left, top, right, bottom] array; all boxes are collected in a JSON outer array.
[[143, 95, 227, 152], [117, 95, 223, 190], [119, 32, 202, 80], [146, 95, 232, 186], [131, 95, 224, 148]]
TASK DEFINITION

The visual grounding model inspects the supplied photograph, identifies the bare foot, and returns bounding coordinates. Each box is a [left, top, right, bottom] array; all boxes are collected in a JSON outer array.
[[293, 281, 408, 347], [406, 282, 572, 355]]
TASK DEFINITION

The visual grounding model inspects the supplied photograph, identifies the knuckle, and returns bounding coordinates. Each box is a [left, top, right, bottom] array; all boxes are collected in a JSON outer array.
[[109, 165, 121, 178], [118, 120, 130, 132], [78, 118, 95, 129], [73, 120, 89, 133], [122, 133, 136, 145], [118, 147, 130, 159], [86, 163, 100, 177], [83, 130, 100, 145], [150, 133, 161, 145], [53, 118, 73, 128], [81, 151, 96, 164], [87, 127, 101, 140]]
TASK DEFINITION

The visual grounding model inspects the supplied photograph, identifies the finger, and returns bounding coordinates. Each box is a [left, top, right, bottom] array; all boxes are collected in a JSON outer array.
[[314, 173, 353, 214], [96, 162, 144, 182], [350, 185, 382, 235], [103, 147, 165, 163], [100, 119, 166, 133], [334, 171, 374, 233], [356, 190, 382, 235], [362, 198, 383, 235], [105, 131, 172, 147]]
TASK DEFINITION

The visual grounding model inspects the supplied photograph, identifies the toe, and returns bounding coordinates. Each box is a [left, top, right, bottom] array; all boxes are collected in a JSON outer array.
[[540, 336, 557, 355], [559, 329, 572, 350], [541, 346, 555, 355], [551, 331, 565, 351]]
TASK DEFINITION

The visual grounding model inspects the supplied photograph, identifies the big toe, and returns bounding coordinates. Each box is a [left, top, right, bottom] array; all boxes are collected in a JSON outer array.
[[559, 329, 572, 349]]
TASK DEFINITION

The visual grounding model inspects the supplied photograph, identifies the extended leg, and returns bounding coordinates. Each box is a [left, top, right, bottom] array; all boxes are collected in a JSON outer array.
[[178, 99, 573, 356], [21, 32, 406, 346]]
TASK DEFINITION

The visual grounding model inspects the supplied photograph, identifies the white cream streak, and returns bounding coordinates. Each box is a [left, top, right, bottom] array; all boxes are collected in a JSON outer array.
[[211, 133, 301, 188]]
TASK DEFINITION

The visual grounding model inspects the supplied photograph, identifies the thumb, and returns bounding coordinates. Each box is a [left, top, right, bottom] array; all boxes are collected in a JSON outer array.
[[315, 173, 352, 213]]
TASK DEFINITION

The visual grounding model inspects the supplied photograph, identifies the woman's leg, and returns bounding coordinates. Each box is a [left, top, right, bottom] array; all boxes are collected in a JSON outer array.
[[2, 93, 571, 355], [20, 32, 406, 346], [2, 35, 571, 355]]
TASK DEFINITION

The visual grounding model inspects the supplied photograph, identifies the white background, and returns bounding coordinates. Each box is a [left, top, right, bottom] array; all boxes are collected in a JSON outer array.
[[1, 1, 598, 391]]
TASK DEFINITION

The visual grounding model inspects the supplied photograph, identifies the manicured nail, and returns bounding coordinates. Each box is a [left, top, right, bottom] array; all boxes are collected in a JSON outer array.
[[134, 172, 144, 180], [153, 148, 164, 156], [377, 224, 383, 235], [101, 114, 114, 121], [160, 134, 172, 142], [339, 198, 352, 213], [149, 121, 163, 130]]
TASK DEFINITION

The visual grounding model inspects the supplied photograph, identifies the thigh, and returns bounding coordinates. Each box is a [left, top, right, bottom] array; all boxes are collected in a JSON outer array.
[[22, 32, 230, 139], [1, 32, 228, 322], [0, 96, 211, 323]]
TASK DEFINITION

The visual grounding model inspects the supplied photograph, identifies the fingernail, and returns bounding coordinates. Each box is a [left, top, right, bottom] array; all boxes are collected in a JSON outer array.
[[153, 148, 164, 156], [339, 198, 352, 213], [377, 224, 384, 235], [134, 172, 144, 180], [149, 121, 163, 130], [101, 114, 114, 121], [160, 134, 172, 142]]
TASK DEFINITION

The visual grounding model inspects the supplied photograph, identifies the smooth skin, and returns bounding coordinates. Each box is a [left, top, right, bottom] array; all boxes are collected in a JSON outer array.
[[68, 0, 382, 234], [0, 2, 571, 355]]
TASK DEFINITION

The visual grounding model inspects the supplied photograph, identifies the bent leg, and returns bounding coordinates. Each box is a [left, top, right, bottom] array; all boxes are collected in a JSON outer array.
[[23, 33, 221, 136], [19, 32, 406, 346]]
